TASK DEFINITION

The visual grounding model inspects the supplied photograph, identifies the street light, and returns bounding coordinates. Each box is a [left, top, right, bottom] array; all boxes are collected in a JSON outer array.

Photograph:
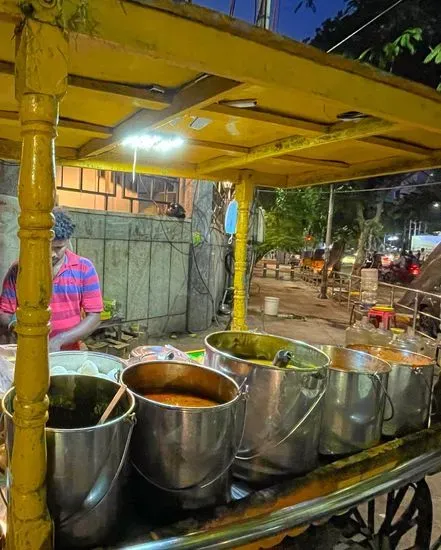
[[433, 202, 440, 208]]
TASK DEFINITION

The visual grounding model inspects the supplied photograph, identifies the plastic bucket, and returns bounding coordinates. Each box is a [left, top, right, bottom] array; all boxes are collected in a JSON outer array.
[[264, 296, 280, 316]]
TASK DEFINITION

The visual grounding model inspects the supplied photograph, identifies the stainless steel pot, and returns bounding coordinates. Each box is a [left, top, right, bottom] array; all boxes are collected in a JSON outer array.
[[349, 345, 435, 438], [204, 331, 329, 486], [121, 361, 244, 509], [317, 346, 391, 455], [3, 375, 136, 549]]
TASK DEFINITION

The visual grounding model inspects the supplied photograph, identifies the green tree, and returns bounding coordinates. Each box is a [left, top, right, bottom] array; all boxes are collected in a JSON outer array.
[[308, 0, 441, 91], [258, 186, 328, 256]]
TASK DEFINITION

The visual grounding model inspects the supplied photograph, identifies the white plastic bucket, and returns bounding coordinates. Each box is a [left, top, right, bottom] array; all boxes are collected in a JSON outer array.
[[264, 296, 280, 316]]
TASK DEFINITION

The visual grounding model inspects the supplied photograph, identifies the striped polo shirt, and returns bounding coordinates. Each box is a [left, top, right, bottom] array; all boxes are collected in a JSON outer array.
[[0, 250, 103, 337]]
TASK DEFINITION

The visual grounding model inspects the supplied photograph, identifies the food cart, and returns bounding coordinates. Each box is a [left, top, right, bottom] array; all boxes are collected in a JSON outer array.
[[0, 0, 441, 548]]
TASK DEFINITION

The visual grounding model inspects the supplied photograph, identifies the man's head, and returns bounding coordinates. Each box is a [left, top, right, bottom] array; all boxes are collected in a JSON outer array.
[[52, 208, 75, 267]]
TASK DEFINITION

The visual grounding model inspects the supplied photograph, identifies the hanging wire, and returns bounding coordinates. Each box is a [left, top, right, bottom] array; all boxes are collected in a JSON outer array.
[[327, 0, 408, 53], [256, 180, 441, 196]]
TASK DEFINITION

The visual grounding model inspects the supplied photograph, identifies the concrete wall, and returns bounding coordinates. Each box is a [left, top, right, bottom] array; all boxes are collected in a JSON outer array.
[[0, 165, 226, 337], [187, 182, 228, 332], [68, 209, 192, 337]]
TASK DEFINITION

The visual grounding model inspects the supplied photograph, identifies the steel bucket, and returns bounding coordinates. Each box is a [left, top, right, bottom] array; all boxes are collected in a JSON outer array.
[[349, 345, 435, 438], [121, 361, 244, 509], [317, 345, 391, 455], [204, 331, 329, 486], [3, 375, 136, 548]]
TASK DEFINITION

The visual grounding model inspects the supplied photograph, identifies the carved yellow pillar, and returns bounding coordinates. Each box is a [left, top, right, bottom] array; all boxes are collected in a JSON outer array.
[[231, 172, 254, 331], [7, 13, 67, 550]]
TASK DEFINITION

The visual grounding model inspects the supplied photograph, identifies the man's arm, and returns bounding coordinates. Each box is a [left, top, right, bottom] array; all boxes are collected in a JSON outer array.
[[50, 313, 101, 352], [0, 265, 17, 337], [0, 313, 13, 336]]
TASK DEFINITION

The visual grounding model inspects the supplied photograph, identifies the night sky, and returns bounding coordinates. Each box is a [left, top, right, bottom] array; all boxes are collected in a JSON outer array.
[[195, 0, 347, 41]]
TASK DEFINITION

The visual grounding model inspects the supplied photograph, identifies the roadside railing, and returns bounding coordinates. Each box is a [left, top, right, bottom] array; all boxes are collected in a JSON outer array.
[[254, 260, 298, 281], [300, 267, 441, 339]]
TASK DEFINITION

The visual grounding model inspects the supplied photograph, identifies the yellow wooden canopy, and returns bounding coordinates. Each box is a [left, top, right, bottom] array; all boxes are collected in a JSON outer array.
[[1, 0, 441, 188], [3, 2, 441, 549]]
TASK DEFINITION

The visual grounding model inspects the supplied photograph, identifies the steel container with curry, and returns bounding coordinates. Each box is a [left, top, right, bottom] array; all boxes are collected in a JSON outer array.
[[349, 345, 434, 438]]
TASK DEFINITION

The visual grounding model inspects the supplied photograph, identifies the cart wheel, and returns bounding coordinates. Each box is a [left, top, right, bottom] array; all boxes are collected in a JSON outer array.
[[332, 480, 433, 549]]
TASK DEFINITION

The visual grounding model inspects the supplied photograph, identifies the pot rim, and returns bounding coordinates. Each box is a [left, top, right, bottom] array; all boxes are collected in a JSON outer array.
[[121, 360, 242, 412], [348, 345, 435, 369], [204, 330, 330, 373], [2, 374, 136, 433], [316, 344, 391, 374]]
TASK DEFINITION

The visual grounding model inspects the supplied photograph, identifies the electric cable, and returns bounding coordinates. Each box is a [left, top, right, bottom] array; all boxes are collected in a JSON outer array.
[[327, 0, 409, 53]]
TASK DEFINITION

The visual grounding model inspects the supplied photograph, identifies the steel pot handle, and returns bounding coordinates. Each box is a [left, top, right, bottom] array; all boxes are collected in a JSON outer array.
[[236, 374, 328, 461], [132, 388, 248, 493], [413, 367, 437, 417], [59, 412, 136, 527], [370, 373, 394, 422]]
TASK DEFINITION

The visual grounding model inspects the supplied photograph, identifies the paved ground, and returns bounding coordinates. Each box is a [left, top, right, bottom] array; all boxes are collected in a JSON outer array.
[[148, 275, 441, 548], [150, 276, 348, 351]]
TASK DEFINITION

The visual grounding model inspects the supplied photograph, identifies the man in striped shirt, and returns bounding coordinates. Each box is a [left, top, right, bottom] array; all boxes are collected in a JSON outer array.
[[0, 208, 103, 351]]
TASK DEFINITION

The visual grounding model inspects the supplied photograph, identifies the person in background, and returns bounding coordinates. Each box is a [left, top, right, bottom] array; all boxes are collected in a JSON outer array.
[[0, 208, 103, 351]]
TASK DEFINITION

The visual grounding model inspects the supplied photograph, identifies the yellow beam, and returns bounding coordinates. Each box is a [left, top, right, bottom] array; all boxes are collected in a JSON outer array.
[[80, 75, 245, 158], [203, 104, 328, 134], [0, 137, 76, 161], [231, 171, 254, 331], [0, 109, 112, 138], [188, 138, 347, 168], [0, 60, 171, 110], [42, 0, 441, 134], [198, 117, 394, 174], [283, 150, 441, 189], [64, 158, 198, 178], [362, 136, 430, 157], [203, 103, 431, 157], [68, 74, 171, 110]]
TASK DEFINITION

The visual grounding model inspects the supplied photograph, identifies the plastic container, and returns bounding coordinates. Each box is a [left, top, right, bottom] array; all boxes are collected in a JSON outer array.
[[345, 317, 374, 347], [264, 296, 280, 316], [370, 322, 392, 346], [423, 338, 437, 360], [360, 268, 378, 305], [394, 327, 421, 353]]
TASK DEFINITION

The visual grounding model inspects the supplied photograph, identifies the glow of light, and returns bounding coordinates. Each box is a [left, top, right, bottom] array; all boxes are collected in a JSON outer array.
[[122, 134, 184, 153], [387, 235, 399, 241], [433, 202, 440, 208]]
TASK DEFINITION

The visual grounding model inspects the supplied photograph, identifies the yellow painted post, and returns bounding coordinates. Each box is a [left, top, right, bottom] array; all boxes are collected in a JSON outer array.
[[231, 172, 254, 331], [7, 12, 68, 550]]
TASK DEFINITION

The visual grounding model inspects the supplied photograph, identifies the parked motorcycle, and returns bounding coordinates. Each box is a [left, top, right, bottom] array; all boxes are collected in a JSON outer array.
[[379, 261, 420, 285]]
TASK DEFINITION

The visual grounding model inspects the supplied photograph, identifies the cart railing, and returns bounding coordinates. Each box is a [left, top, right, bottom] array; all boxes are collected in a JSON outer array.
[[118, 447, 441, 550]]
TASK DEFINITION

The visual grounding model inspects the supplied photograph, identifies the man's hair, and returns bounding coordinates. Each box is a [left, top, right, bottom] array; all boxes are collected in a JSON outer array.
[[53, 208, 75, 240]]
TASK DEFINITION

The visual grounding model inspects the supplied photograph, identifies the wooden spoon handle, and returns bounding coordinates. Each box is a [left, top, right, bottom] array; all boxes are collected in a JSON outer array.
[[98, 384, 127, 425]]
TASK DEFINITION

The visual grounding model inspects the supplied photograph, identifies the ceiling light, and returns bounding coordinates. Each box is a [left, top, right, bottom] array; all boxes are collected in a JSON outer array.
[[189, 117, 212, 130], [220, 99, 258, 109], [122, 134, 184, 152], [336, 111, 369, 122]]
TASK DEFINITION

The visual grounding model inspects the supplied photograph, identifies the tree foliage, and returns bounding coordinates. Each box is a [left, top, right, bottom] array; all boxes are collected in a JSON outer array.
[[258, 187, 327, 255], [308, 0, 441, 91]]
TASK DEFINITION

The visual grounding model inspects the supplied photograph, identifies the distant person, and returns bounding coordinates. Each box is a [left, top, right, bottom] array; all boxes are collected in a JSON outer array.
[[0, 208, 103, 351]]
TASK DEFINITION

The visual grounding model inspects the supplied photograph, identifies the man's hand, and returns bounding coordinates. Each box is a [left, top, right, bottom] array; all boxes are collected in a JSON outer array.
[[49, 335, 65, 353]]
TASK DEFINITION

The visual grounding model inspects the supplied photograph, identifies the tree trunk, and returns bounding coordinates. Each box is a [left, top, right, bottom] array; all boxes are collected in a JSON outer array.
[[328, 240, 345, 271], [352, 226, 371, 276], [351, 200, 384, 276]]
